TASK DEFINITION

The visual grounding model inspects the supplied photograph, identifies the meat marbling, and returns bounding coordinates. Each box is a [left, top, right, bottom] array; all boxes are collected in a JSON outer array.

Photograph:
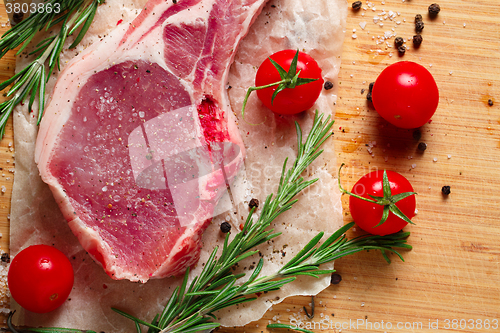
[[35, 0, 267, 282]]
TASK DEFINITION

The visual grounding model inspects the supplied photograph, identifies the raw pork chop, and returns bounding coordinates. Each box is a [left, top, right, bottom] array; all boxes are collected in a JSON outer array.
[[35, 0, 267, 282]]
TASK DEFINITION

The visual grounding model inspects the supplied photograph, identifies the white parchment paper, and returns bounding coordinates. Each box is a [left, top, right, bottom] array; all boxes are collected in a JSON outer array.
[[10, 0, 347, 331]]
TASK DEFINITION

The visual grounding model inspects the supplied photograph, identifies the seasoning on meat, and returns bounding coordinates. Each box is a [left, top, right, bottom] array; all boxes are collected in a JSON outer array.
[[35, 0, 266, 283]]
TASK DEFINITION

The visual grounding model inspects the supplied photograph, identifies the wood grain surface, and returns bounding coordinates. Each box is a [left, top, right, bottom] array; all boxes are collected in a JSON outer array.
[[1, 0, 499, 332]]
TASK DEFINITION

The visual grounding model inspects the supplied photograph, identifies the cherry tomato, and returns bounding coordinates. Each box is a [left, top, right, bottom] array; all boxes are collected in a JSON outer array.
[[8, 245, 74, 313], [349, 170, 416, 236], [255, 50, 323, 115], [372, 61, 439, 129]]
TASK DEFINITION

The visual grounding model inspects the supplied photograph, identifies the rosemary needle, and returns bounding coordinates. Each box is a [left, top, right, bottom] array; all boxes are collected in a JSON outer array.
[[0, 0, 103, 139]]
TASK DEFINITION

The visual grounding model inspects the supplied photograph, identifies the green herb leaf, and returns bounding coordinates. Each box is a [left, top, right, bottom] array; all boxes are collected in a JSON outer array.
[[0, 0, 104, 140], [267, 323, 315, 333]]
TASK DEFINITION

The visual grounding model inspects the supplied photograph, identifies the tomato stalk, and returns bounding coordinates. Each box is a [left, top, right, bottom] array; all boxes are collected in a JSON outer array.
[[338, 163, 417, 227], [241, 49, 318, 119]]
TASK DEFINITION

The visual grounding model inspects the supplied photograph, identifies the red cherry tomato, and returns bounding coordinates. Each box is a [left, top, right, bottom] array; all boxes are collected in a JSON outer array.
[[8, 245, 74, 313], [255, 50, 323, 115], [349, 170, 416, 236], [372, 61, 439, 129]]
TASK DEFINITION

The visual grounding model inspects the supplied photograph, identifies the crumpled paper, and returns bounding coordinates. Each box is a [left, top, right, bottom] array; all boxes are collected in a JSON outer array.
[[10, 0, 347, 331]]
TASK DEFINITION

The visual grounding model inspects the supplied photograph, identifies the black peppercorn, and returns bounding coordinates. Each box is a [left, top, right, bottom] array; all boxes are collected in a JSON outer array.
[[441, 185, 451, 195], [352, 1, 362, 10], [1, 252, 10, 263], [324, 81, 334, 90], [331, 273, 342, 285], [428, 3, 441, 16], [417, 142, 427, 152], [13, 12, 24, 25], [220, 222, 231, 233], [397, 45, 406, 55], [488, 99, 494, 106], [249, 198, 259, 209], [394, 36, 404, 46], [415, 14, 423, 22], [367, 82, 374, 102], [413, 34, 423, 47], [415, 20, 424, 33], [413, 129, 422, 141]]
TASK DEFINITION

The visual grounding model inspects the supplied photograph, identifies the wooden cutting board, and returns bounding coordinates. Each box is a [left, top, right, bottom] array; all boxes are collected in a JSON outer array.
[[1, 0, 499, 331]]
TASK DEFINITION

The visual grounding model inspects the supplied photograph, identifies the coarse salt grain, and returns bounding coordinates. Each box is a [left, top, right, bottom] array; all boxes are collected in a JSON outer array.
[[411, 163, 417, 169], [359, 21, 367, 29], [0, 186, 5, 193], [448, 155, 452, 159], [433, 157, 438, 162]]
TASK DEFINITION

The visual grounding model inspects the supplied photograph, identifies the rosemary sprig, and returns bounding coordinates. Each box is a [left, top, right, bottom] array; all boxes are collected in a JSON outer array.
[[267, 323, 314, 333], [111, 112, 411, 333], [0, 0, 103, 138]]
